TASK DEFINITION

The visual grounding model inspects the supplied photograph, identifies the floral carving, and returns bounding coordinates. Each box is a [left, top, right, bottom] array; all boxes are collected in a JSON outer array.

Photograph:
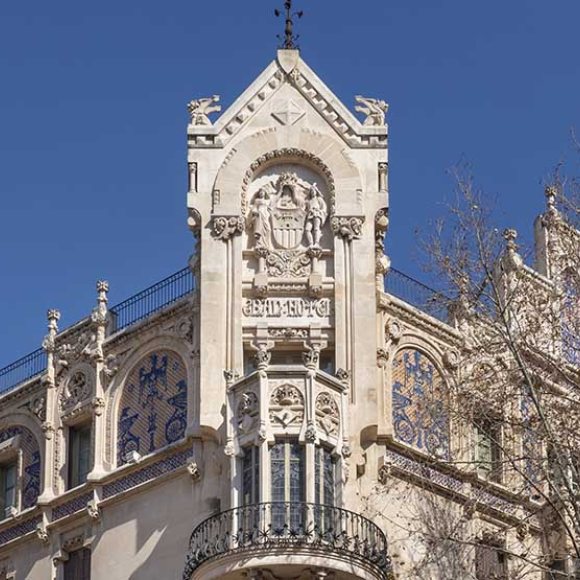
[[212, 216, 244, 241], [331, 216, 365, 241], [266, 251, 312, 278], [269, 385, 304, 428], [315, 392, 340, 436]]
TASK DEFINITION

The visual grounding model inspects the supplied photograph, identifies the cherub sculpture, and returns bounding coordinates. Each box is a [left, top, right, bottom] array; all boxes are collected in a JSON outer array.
[[187, 95, 222, 126], [355, 96, 389, 127]]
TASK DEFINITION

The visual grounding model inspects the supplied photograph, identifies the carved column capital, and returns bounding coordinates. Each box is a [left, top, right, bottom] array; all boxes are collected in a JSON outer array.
[[331, 216, 365, 241], [212, 215, 245, 241]]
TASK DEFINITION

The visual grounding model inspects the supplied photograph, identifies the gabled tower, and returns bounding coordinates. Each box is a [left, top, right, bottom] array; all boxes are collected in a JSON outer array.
[[185, 46, 391, 579]]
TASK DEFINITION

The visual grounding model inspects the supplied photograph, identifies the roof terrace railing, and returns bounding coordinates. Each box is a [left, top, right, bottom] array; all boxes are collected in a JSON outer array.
[[0, 267, 196, 396], [385, 268, 450, 324], [109, 267, 195, 333], [0, 348, 47, 395]]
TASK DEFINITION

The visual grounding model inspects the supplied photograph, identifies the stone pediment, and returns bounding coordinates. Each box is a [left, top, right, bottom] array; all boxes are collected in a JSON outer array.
[[187, 50, 387, 149]]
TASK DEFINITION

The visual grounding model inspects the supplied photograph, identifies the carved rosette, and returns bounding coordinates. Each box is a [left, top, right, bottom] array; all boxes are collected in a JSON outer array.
[[269, 385, 305, 429], [59, 369, 93, 413], [212, 216, 245, 241], [331, 216, 365, 241], [315, 392, 340, 436], [237, 392, 259, 434]]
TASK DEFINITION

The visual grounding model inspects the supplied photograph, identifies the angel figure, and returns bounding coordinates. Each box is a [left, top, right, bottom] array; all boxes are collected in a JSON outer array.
[[355, 96, 389, 127], [305, 183, 328, 248], [187, 95, 222, 126]]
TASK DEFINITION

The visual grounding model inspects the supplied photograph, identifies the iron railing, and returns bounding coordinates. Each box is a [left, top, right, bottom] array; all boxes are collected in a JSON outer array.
[[183, 502, 392, 579], [0, 267, 197, 395], [109, 267, 195, 332], [0, 348, 47, 395], [385, 268, 450, 323]]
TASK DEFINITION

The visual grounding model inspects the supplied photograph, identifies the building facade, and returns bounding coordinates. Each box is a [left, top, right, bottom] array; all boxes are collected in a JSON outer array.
[[0, 44, 578, 580]]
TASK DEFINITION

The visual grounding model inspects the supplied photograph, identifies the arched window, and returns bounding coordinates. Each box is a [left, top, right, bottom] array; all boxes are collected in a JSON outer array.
[[0, 425, 41, 513], [391, 349, 450, 459], [117, 350, 188, 465]]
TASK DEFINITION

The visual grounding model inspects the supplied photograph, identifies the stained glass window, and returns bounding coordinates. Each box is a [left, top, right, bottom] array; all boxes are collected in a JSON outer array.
[[391, 349, 450, 458], [118, 350, 188, 465]]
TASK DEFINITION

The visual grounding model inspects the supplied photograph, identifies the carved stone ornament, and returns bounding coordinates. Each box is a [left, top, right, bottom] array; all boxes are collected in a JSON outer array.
[[247, 173, 329, 252], [315, 392, 340, 436], [355, 95, 389, 126], [254, 347, 272, 371], [187, 460, 202, 482], [35, 523, 50, 544], [187, 95, 221, 126], [57, 331, 99, 371], [377, 464, 391, 485], [212, 216, 245, 241], [269, 384, 305, 428], [92, 397, 106, 416], [60, 370, 92, 412], [331, 216, 365, 241], [240, 149, 335, 218], [224, 369, 241, 384], [267, 251, 312, 278], [237, 392, 259, 434], [224, 442, 236, 457], [443, 350, 460, 370], [86, 499, 101, 521], [377, 348, 389, 368], [302, 345, 320, 370], [42, 309, 61, 354], [268, 327, 309, 340], [22, 396, 46, 423], [386, 319, 403, 343], [305, 420, 317, 443], [42, 422, 55, 440], [335, 368, 350, 383]]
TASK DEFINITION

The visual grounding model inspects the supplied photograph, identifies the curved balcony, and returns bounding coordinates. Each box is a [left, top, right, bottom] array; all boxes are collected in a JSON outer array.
[[183, 502, 392, 580]]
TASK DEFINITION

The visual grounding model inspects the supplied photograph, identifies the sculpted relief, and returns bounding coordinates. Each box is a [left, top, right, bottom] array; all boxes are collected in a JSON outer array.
[[248, 171, 329, 254]]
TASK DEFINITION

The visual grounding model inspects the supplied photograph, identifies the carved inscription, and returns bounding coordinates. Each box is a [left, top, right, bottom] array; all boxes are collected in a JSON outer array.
[[242, 298, 331, 319]]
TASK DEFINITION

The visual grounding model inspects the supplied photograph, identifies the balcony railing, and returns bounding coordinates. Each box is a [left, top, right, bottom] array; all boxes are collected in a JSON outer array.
[[385, 268, 450, 324], [183, 502, 392, 580]]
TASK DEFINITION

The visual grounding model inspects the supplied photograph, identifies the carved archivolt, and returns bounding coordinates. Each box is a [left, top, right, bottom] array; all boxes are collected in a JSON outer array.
[[269, 385, 304, 429], [241, 149, 336, 217], [315, 392, 340, 436]]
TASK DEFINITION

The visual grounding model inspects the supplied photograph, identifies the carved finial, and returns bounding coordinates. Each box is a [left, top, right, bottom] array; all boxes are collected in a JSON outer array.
[[91, 280, 109, 327], [503, 228, 518, 251], [42, 310, 60, 353], [187, 96, 221, 126], [545, 184, 558, 214], [355, 96, 389, 127], [275, 0, 303, 50]]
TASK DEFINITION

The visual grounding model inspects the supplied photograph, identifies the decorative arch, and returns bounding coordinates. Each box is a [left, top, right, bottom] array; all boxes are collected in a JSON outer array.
[[391, 347, 450, 459], [0, 422, 41, 508], [212, 128, 363, 215], [115, 348, 189, 465]]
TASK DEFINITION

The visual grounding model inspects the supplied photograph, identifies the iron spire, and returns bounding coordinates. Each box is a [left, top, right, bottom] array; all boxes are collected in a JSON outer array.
[[275, 0, 303, 50]]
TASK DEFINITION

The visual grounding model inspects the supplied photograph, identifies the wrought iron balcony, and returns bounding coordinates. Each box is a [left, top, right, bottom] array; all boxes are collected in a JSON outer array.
[[183, 502, 392, 580]]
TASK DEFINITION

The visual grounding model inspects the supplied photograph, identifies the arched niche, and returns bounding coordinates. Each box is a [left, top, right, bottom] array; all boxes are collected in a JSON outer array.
[[116, 349, 188, 465], [391, 348, 450, 459]]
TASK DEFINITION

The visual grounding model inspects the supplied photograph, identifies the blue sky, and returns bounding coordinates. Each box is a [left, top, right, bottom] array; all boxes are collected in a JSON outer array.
[[1, 0, 579, 366]]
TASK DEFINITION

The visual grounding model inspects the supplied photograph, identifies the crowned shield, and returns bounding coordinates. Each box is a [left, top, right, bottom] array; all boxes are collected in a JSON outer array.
[[271, 207, 306, 249]]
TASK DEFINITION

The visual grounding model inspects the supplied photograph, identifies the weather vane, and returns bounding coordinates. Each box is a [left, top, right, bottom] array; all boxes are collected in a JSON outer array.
[[275, 0, 304, 50]]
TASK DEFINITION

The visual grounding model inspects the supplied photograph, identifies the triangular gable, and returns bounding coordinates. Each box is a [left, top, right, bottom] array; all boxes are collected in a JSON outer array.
[[188, 50, 387, 149]]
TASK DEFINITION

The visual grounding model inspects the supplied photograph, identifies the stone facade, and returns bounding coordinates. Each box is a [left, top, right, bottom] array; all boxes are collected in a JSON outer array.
[[0, 47, 577, 580]]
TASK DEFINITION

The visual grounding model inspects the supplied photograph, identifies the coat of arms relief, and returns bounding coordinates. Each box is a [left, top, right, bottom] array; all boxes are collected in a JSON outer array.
[[247, 171, 329, 279]]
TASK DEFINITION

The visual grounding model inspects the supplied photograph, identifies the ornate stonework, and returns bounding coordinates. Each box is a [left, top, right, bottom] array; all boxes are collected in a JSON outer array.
[[269, 384, 305, 428]]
